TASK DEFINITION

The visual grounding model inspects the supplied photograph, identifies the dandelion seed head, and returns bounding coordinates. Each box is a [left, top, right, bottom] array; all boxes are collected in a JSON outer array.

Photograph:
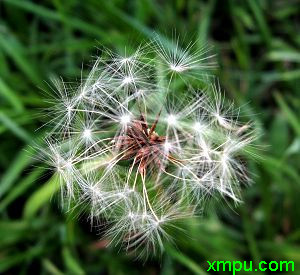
[[40, 37, 255, 257]]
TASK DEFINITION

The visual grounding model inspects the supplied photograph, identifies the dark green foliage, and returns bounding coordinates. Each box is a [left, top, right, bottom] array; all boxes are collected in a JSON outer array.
[[0, 0, 299, 274]]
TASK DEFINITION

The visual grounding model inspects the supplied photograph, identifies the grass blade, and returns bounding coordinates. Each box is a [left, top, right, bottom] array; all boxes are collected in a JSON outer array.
[[275, 93, 300, 137], [165, 246, 207, 275], [23, 173, 60, 219], [0, 78, 24, 112], [0, 111, 32, 142]]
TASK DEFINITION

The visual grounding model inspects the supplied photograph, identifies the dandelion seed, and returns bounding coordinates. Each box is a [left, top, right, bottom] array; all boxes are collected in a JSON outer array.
[[120, 114, 131, 125], [170, 64, 186, 73], [193, 122, 204, 132], [122, 76, 134, 85], [83, 128, 92, 139], [166, 114, 177, 126]]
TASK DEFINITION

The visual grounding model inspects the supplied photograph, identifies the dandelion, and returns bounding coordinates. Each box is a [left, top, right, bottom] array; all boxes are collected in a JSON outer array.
[[41, 37, 255, 257]]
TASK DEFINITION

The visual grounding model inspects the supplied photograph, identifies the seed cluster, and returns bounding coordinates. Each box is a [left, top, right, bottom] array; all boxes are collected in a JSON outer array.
[[42, 38, 254, 256]]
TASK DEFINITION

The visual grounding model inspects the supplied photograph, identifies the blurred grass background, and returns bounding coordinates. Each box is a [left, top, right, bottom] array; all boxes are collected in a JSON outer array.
[[0, 0, 300, 274]]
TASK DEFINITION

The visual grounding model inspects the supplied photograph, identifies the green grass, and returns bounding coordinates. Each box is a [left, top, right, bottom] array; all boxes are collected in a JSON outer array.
[[0, 0, 300, 274]]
